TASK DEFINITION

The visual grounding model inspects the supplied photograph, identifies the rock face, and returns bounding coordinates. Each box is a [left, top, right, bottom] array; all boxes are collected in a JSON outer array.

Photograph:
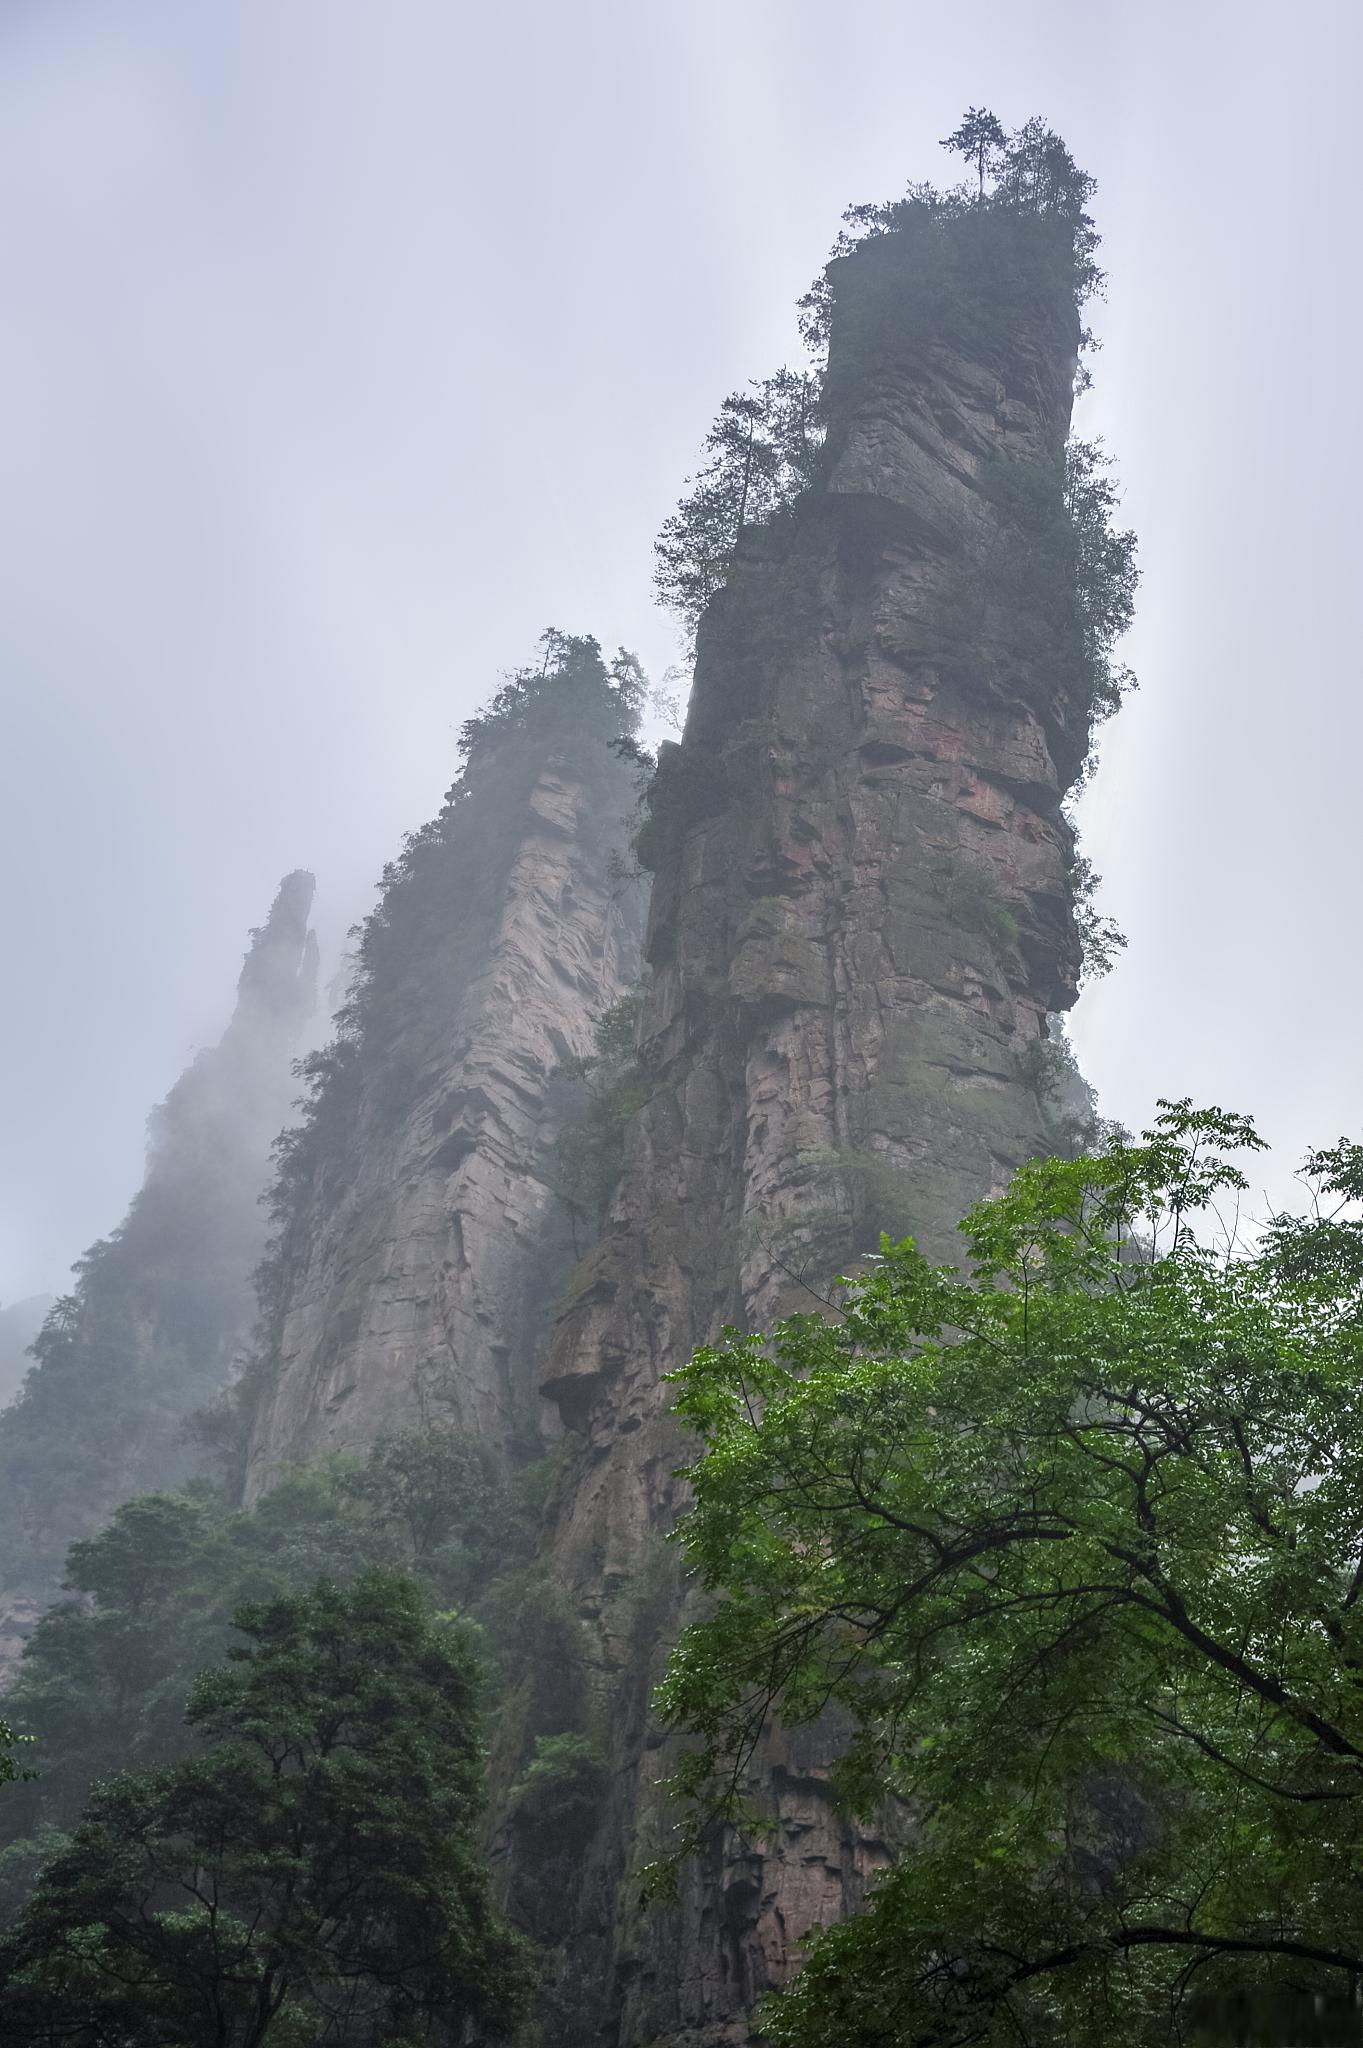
[[532, 216, 1091, 2044], [0, 872, 318, 1618], [243, 659, 646, 1497]]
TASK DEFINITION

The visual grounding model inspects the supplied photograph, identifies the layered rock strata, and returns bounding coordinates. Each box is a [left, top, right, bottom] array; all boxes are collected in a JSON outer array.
[[244, 687, 645, 1496], [535, 217, 1092, 2043]]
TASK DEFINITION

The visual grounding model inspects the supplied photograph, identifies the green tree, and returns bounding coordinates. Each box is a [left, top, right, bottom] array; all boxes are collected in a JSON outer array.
[[552, 995, 651, 1246], [0, 1723, 22, 1794], [0, 1429, 540, 1867], [657, 1106, 1363, 2045], [0, 1572, 525, 2045], [653, 371, 823, 643], [939, 106, 1007, 197], [1064, 435, 1139, 724]]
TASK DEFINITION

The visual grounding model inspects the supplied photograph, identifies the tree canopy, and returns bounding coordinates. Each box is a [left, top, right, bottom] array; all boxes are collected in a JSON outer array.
[[657, 1105, 1363, 2045], [0, 1428, 537, 1857], [655, 114, 1114, 663], [653, 369, 823, 644], [0, 1572, 526, 2046]]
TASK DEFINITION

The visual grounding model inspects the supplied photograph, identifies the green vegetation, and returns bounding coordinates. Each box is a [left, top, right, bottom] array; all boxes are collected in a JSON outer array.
[[654, 116, 1108, 651], [656, 1105, 1363, 2045], [0, 1425, 615, 2040], [242, 631, 645, 1435], [267, 630, 643, 1221], [0, 1194, 264, 1604], [0, 1574, 525, 2044], [0, 1429, 539, 1858], [551, 995, 650, 1245], [945, 437, 1138, 745], [650, 116, 1135, 1006], [1020, 1017, 1112, 1159], [0, 1723, 22, 1795], [938, 854, 1020, 956], [800, 110, 1103, 359], [1070, 845, 1128, 982], [653, 370, 824, 645], [508, 1734, 609, 1941]]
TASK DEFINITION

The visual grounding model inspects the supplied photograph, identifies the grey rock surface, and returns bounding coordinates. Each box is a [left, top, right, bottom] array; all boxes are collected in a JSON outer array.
[[244, 736, 644, 1495], [527, 219, 1091, 2044]]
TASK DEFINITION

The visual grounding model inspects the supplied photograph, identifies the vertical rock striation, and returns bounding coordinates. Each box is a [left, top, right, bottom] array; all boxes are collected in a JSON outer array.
[[243, 643, 646, 1497], [0, 872, 318, 1626], [534, 212, 1093, 2043]]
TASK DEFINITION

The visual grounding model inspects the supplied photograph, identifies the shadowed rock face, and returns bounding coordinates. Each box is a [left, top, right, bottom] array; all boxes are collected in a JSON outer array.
[[0, 872, 318, 1626], [243, 724, 645, 1499], [530, 219, 1090, 2045]]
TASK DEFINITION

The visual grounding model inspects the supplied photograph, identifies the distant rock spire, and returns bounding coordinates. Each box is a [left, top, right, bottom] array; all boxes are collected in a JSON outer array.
[[0, 872, 319, 1633], [233, 869, 319, 1024]]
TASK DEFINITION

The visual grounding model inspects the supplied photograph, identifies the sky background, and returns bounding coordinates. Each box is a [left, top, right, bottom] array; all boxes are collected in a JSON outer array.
[[2, 0, 1359, 1299]]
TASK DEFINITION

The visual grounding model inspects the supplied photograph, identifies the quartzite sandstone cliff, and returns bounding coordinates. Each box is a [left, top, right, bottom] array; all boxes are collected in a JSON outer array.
[[529, 214, 1094, 2044], [244, 667, 645, 1496]]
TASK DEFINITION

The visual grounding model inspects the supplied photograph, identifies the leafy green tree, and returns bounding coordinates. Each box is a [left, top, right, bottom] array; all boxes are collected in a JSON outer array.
[[0, 1429, 539, 1867], [1064, 436, 1139, 724], [0, 1723, 22, 1794], [657, 1106, 1363, 2045], [1070, 847, 1128, 983], [939, 106, 1007, 197], [552, 995, 651, 1246], [0, 1572, 526, 2045], [653, 370, 823, 643]]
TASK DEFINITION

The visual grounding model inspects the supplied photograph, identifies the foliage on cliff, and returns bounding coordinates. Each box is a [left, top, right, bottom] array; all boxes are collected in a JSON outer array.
[[657, 1107, 1363, 2043], [0, 1724, 21, 1795], [655, 112, 1118, 648], [650, 115, 1134, 989], [653, 371, 823, 642], [0, 1573, 526, 2044], [551, 994, 650, 1245], [252, 632, 644, 1366], [0, 1429, 538, 1863], [799, 110, 1102, 362]]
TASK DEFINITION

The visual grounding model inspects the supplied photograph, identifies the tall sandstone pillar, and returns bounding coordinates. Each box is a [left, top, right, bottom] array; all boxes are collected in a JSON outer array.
[[244, 665, 645, 1496], [536, 214, 1094, 2043]]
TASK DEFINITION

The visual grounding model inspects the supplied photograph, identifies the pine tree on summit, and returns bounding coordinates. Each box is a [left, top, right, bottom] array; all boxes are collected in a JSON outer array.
[[940, 105, 1007, 196]]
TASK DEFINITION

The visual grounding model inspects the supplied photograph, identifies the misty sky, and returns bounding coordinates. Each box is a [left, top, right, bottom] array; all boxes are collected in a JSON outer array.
[[2, 0, 1359, 1300]]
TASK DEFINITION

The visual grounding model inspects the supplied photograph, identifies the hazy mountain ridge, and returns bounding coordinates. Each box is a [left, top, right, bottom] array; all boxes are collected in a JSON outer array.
[[0, 873, 318, 1638]]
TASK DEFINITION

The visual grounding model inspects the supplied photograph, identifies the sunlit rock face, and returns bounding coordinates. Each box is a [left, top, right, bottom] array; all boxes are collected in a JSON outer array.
[[242, 734, 645, 1500], [531, 218, 1090, 2045]]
